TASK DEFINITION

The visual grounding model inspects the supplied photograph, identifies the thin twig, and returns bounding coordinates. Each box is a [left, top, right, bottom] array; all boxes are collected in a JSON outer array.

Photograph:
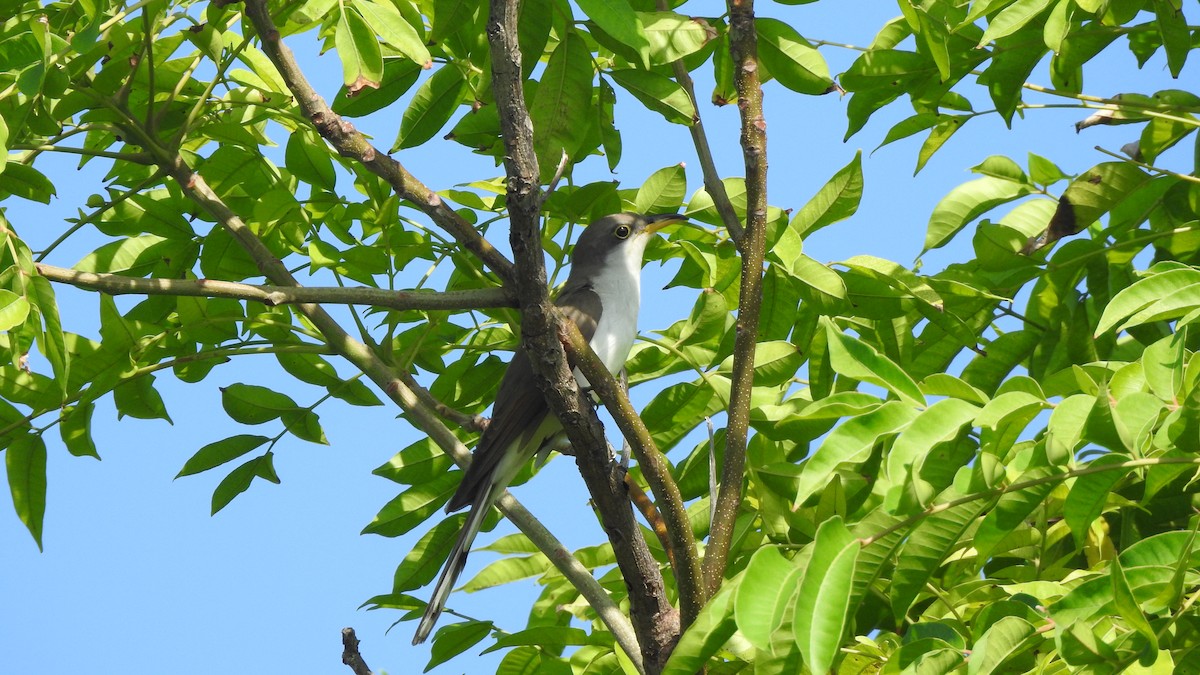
[[624, 473, 675, 569], [540, 149, 571, 207], [653, 0, 744, 244], [1093, 145, 1200, 185]]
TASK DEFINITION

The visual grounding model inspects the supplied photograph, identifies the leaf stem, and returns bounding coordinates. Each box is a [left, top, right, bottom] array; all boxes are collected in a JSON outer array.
[[1092, 145, 1200, 185]]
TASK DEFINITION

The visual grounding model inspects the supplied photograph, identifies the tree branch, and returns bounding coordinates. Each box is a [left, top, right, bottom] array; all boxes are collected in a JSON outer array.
[[241, 0, 516, 286], [563, 324, 704, 626], [653, 0, 744, 245], [35, 263, 515, 312], [705, 0, 769, 595], [486, 2, 681, 672], [340, 627, 372, 675]]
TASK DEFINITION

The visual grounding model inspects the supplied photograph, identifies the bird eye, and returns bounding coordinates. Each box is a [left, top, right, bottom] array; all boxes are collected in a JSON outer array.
[[614, 225, 631, 239]]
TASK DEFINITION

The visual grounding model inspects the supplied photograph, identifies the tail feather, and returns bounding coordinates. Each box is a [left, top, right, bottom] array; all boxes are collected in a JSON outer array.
[[412, 497, 492, 645]]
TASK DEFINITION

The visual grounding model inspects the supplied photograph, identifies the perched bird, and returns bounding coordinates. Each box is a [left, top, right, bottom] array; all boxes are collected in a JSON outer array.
[[413, 212, 684, 644]]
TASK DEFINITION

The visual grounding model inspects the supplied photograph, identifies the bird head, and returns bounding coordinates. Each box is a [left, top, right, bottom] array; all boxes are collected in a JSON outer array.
[[568, 212, 686, 280]]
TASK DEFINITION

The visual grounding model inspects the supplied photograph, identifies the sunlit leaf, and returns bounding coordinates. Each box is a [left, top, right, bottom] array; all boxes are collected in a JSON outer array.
[[6, 434, 46, 550], [395, 66, 467, 151], [609, 69, 695, 126]]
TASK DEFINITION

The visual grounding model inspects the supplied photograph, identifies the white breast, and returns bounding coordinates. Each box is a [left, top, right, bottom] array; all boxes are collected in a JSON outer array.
[[575, 237, 648, 385]]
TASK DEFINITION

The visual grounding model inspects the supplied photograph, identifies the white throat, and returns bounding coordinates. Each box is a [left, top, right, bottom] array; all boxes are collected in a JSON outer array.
[[583, 236, 649, 377]]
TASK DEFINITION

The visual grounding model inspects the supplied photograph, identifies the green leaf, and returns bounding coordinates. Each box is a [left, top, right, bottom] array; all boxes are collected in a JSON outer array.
[[577, 0, 649, 67], [734, 546, 802, 650], [328, 379, 383, 407], [463, 553, 551, 591], [284, 132, 336, 191], [220, 383, 299, 425], [530, 31, 594, 181], [1153, 0, 1189, 78], [1142, 334, 1185, 402], [1028, 152, 1068, 186], [335, 6, 384, 92], [0, 289, 30, 330], [793, 517, 860, 673], [426, 620, 493, 671], [886, 398, 980, 487], [431, 0, 479, 43], [788, 254, 848, 305], [363, 471, 462, 537], [789, 150, 863, 239], [0, 114, 7, 175], [634, 164, 686, 214], [968, 616, 1038, 675], [756, 18, 833, 95], [395, 66, 467, 151], [1095, 267, 1200, 335], [915, 116, 969, 174], [824, 318, 925, 406], [972, 466, 1059, 564], [113, 374, 172, 422], [661, 578, 738, 675], [355, 0, 431, 67], [59, 403, 99, 459], [483, 626, 607, 654], [178, 434, 271, 477], [981, 23, 1046, 125], [200, 223, 260, 281], [840, 48, 932, 92], [924, 176, 1032, 253], [282, 409, 328, 445], [28, 275, 68, 394], [794, 400, 918, 508], [1110, 553, 1158, 652], [0, 163, 57, 203], [717, 341, 804, 388], [75, 234, 172, 275], [1046, 393, 1093, 464], [640, 12, 715, 64], [891, 493, 991, 621], [332, 58, 422, 117], [609, 69, 695, 126], [211, 452, 279, 515], [1060, 162, 1152, 231], [978, 0, 1055, 46], [0, 368, 62, 410], [1064, 453, 1132, 542], [392, 514, 467, 592], [374, 437, 453, 482], [6, 434, 47, 550]]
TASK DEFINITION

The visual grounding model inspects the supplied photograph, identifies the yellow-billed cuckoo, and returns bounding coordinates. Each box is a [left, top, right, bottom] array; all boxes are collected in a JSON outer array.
[[413, 212, 684, 644]]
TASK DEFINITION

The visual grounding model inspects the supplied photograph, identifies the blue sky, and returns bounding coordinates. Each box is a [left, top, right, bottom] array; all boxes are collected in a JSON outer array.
[[1, 2, 1190, 673]]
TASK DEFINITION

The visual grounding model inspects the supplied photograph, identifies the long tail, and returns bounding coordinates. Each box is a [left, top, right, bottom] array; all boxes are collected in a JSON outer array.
[[412, 494, 492, 645]]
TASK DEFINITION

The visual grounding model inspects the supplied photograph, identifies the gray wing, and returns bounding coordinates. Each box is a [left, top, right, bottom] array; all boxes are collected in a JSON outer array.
[[444, 284, 602, 512]]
